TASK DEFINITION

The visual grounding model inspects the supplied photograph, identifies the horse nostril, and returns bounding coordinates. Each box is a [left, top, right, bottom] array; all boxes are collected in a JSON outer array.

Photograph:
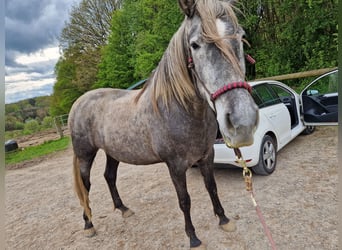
[[226, 113, 233, 129]]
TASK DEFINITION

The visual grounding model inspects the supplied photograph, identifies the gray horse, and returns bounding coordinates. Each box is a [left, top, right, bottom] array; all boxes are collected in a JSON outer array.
[[69, 0, 258, 248]]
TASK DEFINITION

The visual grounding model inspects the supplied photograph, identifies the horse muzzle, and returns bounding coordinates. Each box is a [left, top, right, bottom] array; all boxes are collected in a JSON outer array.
[[222, 126, 255, 148], [215, 88, 259, 148]]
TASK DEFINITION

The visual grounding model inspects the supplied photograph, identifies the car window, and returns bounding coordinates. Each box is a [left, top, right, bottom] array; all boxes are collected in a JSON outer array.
[[270, 85, 293, 98], [251, 89, 263, 106], [304, 71, 338, 96], [252, 84, 282, 108]]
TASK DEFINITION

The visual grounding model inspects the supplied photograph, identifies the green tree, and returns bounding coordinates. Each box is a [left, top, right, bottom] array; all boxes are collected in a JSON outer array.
[[53, 0, 337, 112], [51, 50, 81, 116], [51, 0, 120, 115], [95, 9, 135, 89], [238, 0, 337, 87], [60, 0, 121, 51], [96, 0, 183, 89]]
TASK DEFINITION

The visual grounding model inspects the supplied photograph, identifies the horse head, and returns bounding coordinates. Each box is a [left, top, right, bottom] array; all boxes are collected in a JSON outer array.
[[180, 0, 259, 148]]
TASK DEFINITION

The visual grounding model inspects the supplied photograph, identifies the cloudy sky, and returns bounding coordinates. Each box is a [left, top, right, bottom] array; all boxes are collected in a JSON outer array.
[[5, 0, 81, 104]]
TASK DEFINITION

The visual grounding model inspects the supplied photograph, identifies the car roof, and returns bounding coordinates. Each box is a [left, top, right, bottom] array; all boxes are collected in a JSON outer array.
[[248, 79, 299, 95], [248, 80, 282, 87]]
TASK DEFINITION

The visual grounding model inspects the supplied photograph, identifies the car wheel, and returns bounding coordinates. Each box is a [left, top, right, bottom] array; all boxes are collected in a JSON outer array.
[[252, 135, 276, 176], [301, 126, 315, 135]]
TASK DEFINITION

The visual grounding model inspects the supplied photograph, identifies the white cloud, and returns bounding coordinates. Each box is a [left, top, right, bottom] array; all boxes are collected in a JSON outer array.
[[5, 71, 50, 84], [5, 77, 54, 93], [5, 0, 82, 104], [15, 47, 60, 65], [5, 77, 55, 103], [5, 46, 60, 103]]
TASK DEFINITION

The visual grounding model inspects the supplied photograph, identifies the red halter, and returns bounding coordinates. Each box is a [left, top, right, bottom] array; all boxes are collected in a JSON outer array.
[[210, 81, 252, 101]]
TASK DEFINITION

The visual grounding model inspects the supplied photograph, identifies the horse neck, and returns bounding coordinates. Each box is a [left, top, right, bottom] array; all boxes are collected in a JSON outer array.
[[136, 76, 209, 121]]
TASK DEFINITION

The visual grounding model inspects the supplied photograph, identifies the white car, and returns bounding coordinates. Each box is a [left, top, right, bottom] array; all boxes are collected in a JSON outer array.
[[214, 69, 338, 175]]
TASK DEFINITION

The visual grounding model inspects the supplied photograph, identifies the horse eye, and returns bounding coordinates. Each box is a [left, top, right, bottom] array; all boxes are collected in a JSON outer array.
[[190, 42, 200, 50]]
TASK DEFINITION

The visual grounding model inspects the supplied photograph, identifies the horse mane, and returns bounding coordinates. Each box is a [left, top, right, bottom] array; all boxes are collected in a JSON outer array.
[[135, 0, 241, 113]]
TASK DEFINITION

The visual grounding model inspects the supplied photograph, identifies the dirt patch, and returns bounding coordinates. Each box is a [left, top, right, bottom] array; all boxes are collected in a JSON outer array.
[[6, 128, 70, 170], [15, 129, 59, 148], [15, 128, 69, 148], [5, 126, 338, 249]]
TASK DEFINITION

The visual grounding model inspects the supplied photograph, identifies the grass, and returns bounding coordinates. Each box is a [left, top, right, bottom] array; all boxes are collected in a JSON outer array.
[[5, 137, 70, 165]]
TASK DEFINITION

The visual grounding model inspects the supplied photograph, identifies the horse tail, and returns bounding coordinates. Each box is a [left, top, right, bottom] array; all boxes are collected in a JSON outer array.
[[73, 154, 92, 220]]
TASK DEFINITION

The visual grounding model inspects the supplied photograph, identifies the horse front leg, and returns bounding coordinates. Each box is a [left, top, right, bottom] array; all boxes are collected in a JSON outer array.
[[167, 162, 204, 249], [197, 149, 236, 232]]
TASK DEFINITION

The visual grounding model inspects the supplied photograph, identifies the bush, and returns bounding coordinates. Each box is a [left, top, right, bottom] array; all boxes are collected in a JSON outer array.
[[5, 116, 18, 131], [15, 121, 24, 130], [24, 119, 40, 134], [42, 116, 54, 129]]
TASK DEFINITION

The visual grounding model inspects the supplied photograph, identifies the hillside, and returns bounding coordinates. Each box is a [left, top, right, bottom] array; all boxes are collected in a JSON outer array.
[[5, 96, 51, 131]]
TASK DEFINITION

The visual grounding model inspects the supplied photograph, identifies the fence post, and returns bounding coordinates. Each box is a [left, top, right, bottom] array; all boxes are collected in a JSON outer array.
[[54, 117, 64, 139]]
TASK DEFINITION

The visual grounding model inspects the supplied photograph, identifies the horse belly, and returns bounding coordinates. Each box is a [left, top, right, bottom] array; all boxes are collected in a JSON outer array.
[[101, 130, 161, 165], [105, 146, 161, 165], [99, 101, 161, 165]]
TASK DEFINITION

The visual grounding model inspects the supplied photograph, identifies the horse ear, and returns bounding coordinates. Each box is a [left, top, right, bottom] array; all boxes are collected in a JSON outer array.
[[178, 0, 196, 17]]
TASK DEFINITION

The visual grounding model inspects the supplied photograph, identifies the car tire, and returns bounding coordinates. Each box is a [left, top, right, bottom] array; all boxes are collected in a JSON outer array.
[[252, 135, 276, 176], [301, 126, 315, 135]]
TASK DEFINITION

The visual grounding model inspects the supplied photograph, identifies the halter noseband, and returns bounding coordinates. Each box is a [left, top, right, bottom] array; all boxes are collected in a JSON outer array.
[[210, 81, 252, 101]]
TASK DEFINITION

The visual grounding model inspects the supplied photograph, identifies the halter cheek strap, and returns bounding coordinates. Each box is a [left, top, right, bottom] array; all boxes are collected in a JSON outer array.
[[188, 56, 252, 100], [188, 57, 194, 68]]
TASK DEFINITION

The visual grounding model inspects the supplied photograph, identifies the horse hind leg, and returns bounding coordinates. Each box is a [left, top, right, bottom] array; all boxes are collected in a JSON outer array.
[[104, 154, 134, 218], [73, 153, 97, 237]]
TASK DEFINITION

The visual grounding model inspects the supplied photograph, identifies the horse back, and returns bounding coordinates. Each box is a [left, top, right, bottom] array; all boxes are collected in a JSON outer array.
[[69, 88, 133, 128], [68, 88, 137, 153]]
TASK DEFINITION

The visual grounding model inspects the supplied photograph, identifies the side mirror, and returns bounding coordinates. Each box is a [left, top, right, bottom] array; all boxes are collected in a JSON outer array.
[[306, 89, 319, 96]]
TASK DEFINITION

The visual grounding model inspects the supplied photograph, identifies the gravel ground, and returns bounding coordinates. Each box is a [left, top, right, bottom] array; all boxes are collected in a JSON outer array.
[[5, 126, 338, 250]]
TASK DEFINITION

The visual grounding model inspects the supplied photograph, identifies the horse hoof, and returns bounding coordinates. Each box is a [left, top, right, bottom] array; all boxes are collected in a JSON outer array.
[[84, 227, 96, 238], [122, 208, 134, 218], [220, 220, 236, 232], [190, 243, 207, 250]]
